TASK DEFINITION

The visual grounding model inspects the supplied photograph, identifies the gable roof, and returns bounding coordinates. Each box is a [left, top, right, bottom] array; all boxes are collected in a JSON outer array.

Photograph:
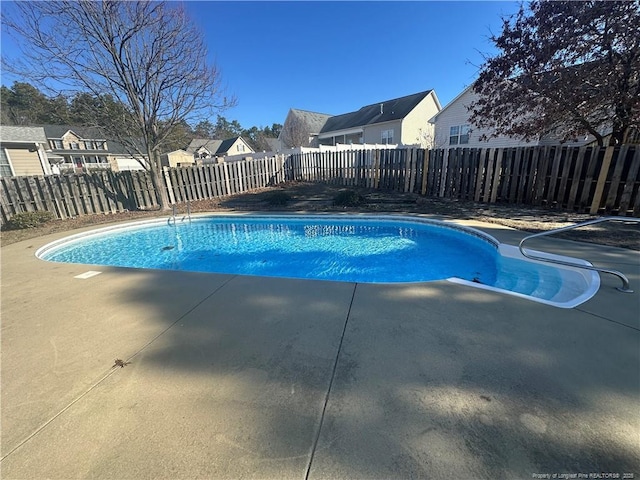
[[265, 138, 280, 152], [320, 90, 434, 133], [428, 85, 474, 123], [186, 138, 223, 154], [216, 137, 240, 154], [107, 138, 147, 156], [289, 109, 333, 134]]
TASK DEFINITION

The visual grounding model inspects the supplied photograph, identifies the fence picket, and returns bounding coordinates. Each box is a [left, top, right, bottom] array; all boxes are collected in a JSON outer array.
[[604, 145, 629, 213], [590, 146, 615, 214], [545, 146, 564, 206], [618, 147, 640, 214], [566, 147, 587, 211], [579, 147, 601, 211], [555, 147, 574, 208]]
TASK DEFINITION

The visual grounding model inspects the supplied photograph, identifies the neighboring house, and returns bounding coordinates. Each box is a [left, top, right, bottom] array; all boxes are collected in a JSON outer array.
[[107, 138, 148, 171], [318, 90, 441, 147], [429, 85, 598, 149], [0, 125, 52, 176], [264, 137, 280, 152], [187, 138, 223, 160], [42, 125, 146, 172], [278, 109, 333, 149], [186, 136, 254, 162], [43, 125, 112, 172], [161, 149, 195, 168], [217, 137, 254, 157]]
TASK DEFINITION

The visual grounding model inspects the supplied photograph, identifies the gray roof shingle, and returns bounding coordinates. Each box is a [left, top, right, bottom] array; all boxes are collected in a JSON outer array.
[[41, 124, 107, 140], [0, 125, 48, 143], [320, 90, 433, 133], [186, 138, 223, 154], [289, 109, 332, 134]]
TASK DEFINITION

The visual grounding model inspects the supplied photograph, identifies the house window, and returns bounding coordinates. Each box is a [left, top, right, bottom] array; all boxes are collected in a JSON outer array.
[[381, 129, 394, 144], [70, 142, 80, 150], [449, 124, 470, 145], [237, 144, 245, 152], [0, 148, 13, 177], [50, 139, 63, 149]]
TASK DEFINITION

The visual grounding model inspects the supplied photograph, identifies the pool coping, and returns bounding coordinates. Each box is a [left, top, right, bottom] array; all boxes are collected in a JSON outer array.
[[35, 212, 602, 309]]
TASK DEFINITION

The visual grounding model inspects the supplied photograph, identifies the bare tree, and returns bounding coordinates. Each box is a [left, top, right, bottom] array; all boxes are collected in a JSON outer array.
[[280, 113, 311, 148], [415, 127, 448, 149], [2, 1, 233, 210]]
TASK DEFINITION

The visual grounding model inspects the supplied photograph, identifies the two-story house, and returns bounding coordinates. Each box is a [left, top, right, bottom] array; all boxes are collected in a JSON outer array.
[[278, 90, 442, 150], [43, 125, 147, 172], [43, 125, 111, 171], [318, 90, 441, 147]]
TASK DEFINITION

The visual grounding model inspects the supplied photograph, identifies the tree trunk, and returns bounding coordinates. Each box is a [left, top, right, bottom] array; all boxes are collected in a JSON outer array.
[[151, 150, 172, 211]]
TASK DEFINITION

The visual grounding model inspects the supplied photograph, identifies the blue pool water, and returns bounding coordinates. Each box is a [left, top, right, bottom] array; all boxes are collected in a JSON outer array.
[[37, 214, 600, 307], [39, 216, 499, 283]]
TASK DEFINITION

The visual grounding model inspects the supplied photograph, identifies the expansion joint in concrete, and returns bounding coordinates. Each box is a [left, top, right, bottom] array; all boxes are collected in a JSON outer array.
[[304, 282, 358, 480]]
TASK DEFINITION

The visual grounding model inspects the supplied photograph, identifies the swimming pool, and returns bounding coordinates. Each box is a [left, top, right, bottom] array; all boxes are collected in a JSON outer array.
[[36, 214, 600, 308]]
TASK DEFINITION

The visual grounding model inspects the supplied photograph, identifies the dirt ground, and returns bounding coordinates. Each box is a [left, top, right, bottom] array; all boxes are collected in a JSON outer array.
[[2, 181, 639, 250]]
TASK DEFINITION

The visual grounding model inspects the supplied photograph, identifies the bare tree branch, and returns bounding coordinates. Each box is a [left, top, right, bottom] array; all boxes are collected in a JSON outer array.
[[2, 0, 235, 209], [281, 113, 312, 148]]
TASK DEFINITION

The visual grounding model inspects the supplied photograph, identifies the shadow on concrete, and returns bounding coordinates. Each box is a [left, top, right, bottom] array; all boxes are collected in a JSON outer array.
[[109, 261, 639, 478]]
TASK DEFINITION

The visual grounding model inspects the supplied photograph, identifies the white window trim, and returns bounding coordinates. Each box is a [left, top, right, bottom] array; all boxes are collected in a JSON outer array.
[[0, 147, 16, 177], [36, 144, 52, 175], [449, 124, 470, 145]]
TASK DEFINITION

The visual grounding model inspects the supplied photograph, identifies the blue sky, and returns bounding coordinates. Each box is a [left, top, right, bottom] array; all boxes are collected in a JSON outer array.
[[1, 1, 521, 129]]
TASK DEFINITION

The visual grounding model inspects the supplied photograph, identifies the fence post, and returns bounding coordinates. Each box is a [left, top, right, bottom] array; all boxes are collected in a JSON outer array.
[[420, 149, 430, 195], [590, 146, 616, 214]]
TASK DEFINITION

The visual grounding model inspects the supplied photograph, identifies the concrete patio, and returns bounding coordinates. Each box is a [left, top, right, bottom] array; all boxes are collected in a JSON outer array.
[[1, 217, 638, 479]]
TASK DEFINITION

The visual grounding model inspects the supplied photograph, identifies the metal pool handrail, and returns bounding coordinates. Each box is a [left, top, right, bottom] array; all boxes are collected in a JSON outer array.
[[518, 216, 640, 293], [168, 201, 192, 226]]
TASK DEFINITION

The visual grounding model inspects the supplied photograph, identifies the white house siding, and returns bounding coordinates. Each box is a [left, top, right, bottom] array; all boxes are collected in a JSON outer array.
[[401, 91, 441, 145], [432, 87, 598, 149], [431, 87, 539, 149], [5, 148, 46, 176]]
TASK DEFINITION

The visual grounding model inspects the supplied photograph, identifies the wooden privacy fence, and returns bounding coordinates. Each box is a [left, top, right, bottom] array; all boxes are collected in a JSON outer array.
[[287, 145, 640, 216], [163, 156, 285, 204], [2, 146, 639, 224], [0, 170, 152, 223], [0, 155, 286, 224]]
